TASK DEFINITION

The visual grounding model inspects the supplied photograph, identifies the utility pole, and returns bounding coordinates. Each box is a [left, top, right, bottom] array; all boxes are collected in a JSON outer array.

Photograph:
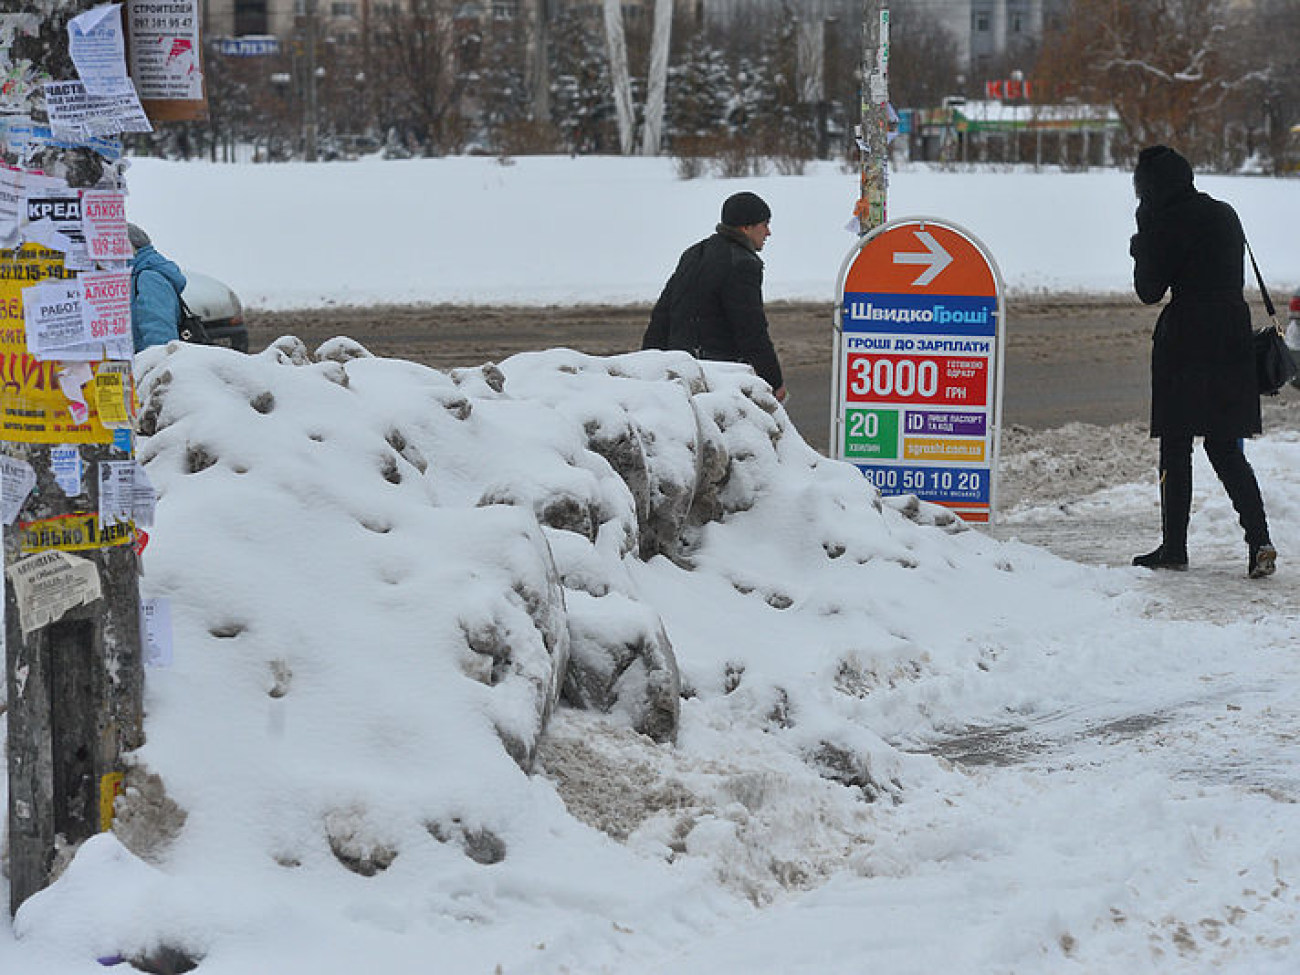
[[530, 0, 550, 123], [855, 1, 889, 235], [303, 0, 320, 162], [2, 0, 145, 915]]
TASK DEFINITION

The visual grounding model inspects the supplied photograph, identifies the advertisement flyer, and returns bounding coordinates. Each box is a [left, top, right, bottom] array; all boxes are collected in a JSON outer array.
[[43, 79, 152, 140], [0, 246, 116, 444], [126, 0, 206, 107], [82, 190, 130, 263]]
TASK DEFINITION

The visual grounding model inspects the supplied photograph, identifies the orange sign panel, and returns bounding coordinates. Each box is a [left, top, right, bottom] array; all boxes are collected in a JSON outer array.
[[843, 222, 997, 297]]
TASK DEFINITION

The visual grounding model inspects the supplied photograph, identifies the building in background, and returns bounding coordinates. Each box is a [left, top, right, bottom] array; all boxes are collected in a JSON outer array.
[[201, 0, 1064, 76]]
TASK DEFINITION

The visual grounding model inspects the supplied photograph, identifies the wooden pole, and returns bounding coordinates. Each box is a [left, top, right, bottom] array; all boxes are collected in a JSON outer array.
[[3, 0, 144, 916], [855, 1, 890, 235]]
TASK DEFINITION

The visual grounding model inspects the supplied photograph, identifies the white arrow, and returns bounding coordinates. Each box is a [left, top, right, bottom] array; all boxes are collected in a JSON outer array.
[[893, 231, 953, 287]]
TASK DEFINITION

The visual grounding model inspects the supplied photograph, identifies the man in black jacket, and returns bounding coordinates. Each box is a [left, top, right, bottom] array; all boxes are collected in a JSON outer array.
[[642, 191, 786, 402]]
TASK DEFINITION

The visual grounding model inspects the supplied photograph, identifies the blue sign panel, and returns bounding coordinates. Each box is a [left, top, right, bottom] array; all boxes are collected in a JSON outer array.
[[842, 293, 998, 336], [854, 464, 992, 504], [216, 36, 281, 56]]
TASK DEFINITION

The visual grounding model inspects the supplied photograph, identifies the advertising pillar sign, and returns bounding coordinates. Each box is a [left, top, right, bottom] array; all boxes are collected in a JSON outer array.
[[832, 217, 1005, 522]]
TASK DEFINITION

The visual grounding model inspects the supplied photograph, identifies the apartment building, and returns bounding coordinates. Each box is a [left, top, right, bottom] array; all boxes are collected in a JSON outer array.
[[204, 0, 1061, 75], [202, 0, 694, 47]]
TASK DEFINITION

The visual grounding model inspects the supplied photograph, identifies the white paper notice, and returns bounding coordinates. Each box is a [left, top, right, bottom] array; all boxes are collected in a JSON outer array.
[[23, 181, 89, 267], [98, 458, 135, 526], [82, 191, 130, 262], [131, 462, 157, 527], [141, 595, 174, 667], [23, 279, 91, 357], [0, 168, 22, 247], [6, 549, 103, 637], [58, 362, 94, 424], [51, 445, 83, 497], [43, 80, 152, 140], [0, 455, 37, 524], [126, 0, 204, 101], [68, 5, 135, 97]]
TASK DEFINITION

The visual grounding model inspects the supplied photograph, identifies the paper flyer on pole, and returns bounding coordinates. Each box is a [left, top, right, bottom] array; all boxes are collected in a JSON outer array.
[[51, 445, 83, 497], [126, 0, 207, 120], [68, 5, 137, 98], [23, 278, 89, 356], [43, 80, 153, 140], [0, 246, 116, 444], [6, 549, 103, 636], [82, 191, 130, 263], [0, 454, 37, 524]]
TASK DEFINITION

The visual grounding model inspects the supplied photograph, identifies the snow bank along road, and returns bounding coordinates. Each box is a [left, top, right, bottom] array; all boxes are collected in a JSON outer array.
[[246, 294, 1173, 453]]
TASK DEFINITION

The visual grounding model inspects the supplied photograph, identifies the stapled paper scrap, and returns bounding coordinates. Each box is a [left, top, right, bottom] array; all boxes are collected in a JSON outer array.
[[6, 548, 102, 636], [0, 116, 123, 167], [98, 458, 134, 525], [0, 454, 37, 524], [98, 458, 156, 528], [141, 595, 173, 667], [0, 167, 22, 246], [131, 462, 156, 528], [57, 362, 94, 424], [51, 444, 83, 497]]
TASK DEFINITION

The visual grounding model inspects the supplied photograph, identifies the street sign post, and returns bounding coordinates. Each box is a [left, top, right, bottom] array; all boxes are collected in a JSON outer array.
[[831, 217, 1005, 522]]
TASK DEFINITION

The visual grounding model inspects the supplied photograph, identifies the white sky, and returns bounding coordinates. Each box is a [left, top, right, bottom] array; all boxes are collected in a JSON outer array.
[[3, 157, 1300, 974]]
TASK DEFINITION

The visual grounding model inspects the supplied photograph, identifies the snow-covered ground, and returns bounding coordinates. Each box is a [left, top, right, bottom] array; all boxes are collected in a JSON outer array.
[[2, 157, 1300, 973], [118, 155, 1299, 309]]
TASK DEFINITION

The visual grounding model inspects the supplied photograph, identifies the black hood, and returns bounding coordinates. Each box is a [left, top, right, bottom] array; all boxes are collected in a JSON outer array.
[[1134, 145, 1195, 209]]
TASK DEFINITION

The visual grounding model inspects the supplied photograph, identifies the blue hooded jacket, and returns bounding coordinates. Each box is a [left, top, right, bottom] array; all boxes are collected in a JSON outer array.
[[130, 244, 186, 351]]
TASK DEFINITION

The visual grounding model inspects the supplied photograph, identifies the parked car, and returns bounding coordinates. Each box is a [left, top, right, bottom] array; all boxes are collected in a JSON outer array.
[[181, 270, 248, 352]]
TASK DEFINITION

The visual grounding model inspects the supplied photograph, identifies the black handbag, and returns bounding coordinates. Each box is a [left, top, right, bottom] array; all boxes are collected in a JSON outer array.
[[1247, 239, 1297, 396]]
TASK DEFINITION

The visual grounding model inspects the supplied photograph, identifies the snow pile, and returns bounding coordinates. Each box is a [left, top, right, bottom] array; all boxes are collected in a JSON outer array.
[[1, 337, 1087, 965], [7, 336, 1300, 973]]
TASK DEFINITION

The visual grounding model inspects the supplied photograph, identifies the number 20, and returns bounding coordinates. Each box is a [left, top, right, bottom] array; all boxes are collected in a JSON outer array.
[[848, 412, 879, 439]]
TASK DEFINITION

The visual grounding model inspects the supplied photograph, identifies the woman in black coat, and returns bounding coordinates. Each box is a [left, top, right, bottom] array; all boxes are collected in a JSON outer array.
[[1129, 145, 1275, 578]]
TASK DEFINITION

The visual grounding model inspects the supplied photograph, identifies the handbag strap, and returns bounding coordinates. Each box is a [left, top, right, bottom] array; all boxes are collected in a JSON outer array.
[[1244, 237, 1282, 334]]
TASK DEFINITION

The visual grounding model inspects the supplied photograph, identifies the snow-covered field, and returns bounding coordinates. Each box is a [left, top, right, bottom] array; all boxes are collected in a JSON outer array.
[[119, 155, 1299, 308], [2, 156, 1300, 973]]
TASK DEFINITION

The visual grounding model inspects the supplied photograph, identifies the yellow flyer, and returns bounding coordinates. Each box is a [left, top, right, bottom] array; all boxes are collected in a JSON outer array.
[[18, 511, 135, 554], [0, 245, 115, 444], [93, 361, 133, 428]]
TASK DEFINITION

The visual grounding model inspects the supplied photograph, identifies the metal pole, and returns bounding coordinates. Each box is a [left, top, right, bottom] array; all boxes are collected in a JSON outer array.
[[305, 0, 319, 162]]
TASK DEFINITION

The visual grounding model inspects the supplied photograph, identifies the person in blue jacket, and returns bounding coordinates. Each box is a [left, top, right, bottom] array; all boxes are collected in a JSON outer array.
[[128, 223, 185, 351]]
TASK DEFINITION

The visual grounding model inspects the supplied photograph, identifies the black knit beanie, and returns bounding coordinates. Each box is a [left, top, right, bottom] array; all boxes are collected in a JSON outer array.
[[721, 191, 771, 228]]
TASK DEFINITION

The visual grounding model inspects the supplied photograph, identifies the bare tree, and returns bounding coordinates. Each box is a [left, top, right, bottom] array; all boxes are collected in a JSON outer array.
[[889, 7, 963, 109], [602, 0, 636, 154], [369, 0, 472, 155], [1036, 0, 1259, 165], [640, 0, 674, 155]]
